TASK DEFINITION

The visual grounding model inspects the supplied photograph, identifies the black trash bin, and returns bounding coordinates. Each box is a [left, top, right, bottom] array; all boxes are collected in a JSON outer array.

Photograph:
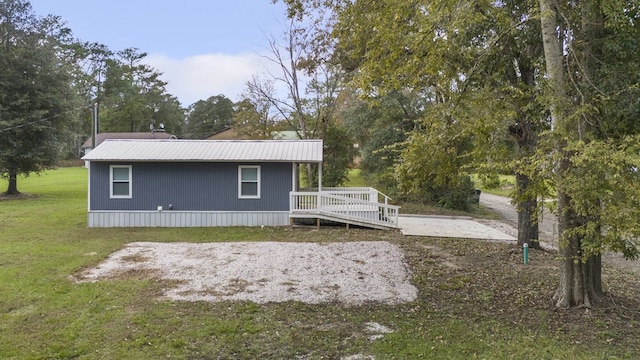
[[469, 189, 481, 204]]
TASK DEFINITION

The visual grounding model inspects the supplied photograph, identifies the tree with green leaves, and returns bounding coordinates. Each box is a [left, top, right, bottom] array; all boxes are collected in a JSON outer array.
[[340, 90, 420, 195], [0, 0, 76, 195], [538, 0, 640, 308], [284, 0, 550, 235], [185, 95, 234, 139], [318, 120, 357, 186], [62, 41, 113, 157], [99, 47, 184, 135], [233, 77, 278, 140], [328, 0, 546, 213]]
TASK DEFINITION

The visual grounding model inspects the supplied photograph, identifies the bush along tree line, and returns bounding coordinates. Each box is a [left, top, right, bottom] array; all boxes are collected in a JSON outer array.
[[275, 0, 640, 309], [0, 0, 357, 195]]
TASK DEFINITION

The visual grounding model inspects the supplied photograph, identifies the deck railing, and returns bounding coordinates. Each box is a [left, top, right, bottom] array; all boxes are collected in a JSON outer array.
[[299, 187, 393, 205], [290, 189, 399, 228]]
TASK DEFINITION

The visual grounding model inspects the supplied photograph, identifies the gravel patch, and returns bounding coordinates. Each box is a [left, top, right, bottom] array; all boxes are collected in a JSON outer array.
[[364, 322, 394, 341], [77, 241, 418, 305]]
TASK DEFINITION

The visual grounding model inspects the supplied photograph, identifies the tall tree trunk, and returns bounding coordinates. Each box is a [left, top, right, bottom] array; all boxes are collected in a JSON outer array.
[[515, 172, 539, 248], [539, 0, 602, 308], [552, 191, 603, 307], [5, 171, 19, 195], [510, 117, 539, 249]]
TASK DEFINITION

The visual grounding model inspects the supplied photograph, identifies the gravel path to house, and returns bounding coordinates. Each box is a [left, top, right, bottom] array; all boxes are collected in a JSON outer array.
[[77, 241, 418, 305]]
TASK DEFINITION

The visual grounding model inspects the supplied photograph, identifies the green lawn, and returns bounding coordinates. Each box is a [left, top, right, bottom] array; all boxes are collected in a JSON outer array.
[[471, 173, 516, 197], [346, 168, 369, 187], [0, 168, 638, 359]]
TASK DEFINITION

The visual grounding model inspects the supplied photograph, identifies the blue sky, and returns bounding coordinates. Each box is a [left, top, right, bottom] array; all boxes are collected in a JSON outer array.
[[29, 0, 289, 106]]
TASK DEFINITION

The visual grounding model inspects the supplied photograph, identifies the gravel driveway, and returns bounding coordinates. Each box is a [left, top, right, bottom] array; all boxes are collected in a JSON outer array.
[[479, 192, 559, 243], [77, 241, 418, 305], [480, 192, 640, 275]]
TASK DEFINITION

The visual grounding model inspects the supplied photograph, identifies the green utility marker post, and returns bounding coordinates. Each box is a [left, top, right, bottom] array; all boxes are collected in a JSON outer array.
[[523, 243, 529, 265]]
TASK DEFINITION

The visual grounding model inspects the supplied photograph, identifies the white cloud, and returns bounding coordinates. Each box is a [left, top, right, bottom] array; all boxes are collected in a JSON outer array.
[[146, 53, 273, 107]]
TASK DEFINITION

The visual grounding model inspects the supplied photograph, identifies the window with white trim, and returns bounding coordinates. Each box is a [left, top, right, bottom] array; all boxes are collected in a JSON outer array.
[[110, 165, 132, 198], [239, 165, 260, 199]]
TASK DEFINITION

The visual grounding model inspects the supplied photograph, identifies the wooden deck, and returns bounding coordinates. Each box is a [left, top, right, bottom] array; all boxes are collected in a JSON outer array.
[[289, 188, 400, 230]]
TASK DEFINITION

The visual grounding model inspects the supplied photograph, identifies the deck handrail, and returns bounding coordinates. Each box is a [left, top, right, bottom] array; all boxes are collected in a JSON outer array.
[[290, 191, 399, 228], [299, 187, 393, 205]]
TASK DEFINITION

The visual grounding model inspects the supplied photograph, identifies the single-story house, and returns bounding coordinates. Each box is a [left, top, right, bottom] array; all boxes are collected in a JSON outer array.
[[81, 139, 323, 227], [81, 132, 177, 155]]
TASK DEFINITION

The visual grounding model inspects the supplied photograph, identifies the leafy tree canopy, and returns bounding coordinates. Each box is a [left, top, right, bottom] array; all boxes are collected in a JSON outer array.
[[99, 48, 185, 135], [0, 0, 76, 194], [185, 95, 234, 139]]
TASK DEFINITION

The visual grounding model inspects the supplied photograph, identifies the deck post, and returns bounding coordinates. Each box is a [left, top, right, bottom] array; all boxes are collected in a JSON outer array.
[[318, 163, 322, 192]]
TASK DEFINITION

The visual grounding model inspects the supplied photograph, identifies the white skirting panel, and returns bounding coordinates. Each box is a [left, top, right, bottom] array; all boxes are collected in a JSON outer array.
[[88, 211, 290, 228]]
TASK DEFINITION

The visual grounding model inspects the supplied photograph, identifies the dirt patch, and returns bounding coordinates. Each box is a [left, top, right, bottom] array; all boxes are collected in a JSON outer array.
[[76, 241, 418, 305], [417, 244, 463, 270]]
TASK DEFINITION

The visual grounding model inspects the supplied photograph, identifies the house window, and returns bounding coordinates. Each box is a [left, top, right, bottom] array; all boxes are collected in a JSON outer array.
[[110, 165, 132, 198], [239, 165, 260, 199]]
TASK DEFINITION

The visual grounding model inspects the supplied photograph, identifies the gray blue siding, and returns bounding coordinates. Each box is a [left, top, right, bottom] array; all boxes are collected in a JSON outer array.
[[89, 162, 292, 211]]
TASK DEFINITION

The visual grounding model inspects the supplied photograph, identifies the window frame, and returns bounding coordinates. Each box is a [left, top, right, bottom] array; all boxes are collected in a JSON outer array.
[[238, 165, 261, 199], [110, 165, 132, 199]]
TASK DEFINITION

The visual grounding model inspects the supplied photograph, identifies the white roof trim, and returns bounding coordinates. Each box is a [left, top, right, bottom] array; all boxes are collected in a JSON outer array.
[[81, 139, 323, 162]]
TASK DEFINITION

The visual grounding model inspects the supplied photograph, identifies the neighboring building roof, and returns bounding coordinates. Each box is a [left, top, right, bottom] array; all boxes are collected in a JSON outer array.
[[204, 128, 301, 141], [273, 131, 300, 140], [82, 139, 323, 163], [81, 132, 177, 149], [203, 127, 250, 140]]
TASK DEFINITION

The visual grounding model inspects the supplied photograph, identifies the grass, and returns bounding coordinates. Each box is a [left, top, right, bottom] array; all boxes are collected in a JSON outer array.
[[346, 168, 369, 187], [1, 167, 639, 359], [472, 173, 516, 197]]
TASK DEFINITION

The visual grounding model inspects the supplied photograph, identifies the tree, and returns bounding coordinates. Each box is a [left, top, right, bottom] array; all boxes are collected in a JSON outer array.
[[251, 21, 314, 141], [100, 48, 184, 135], [328, 0, 545, 212], [152, 93, 185, 137], [340, 90, 420, 195], [234, 77, 278, 139], [254, 14, 355, 187], [285, 0, 550, 233], [538, 0, 640, 308], [62, 41, 113, 157], [319, 120, 357, 186], [185, 95, 234, 138], [0, 0, 76, 195]]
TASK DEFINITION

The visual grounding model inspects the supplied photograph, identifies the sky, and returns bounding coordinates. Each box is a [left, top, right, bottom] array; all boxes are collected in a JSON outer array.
[[28, 0, 289, 107]]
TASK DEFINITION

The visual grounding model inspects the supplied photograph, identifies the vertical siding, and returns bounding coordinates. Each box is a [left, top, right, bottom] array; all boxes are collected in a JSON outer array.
[[88, 211, 290, 227], [90, 162, 293, 211]]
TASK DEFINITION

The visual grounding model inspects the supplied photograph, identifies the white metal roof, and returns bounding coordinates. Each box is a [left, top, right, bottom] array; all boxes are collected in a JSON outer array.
[[81, 139, 323, 162]]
